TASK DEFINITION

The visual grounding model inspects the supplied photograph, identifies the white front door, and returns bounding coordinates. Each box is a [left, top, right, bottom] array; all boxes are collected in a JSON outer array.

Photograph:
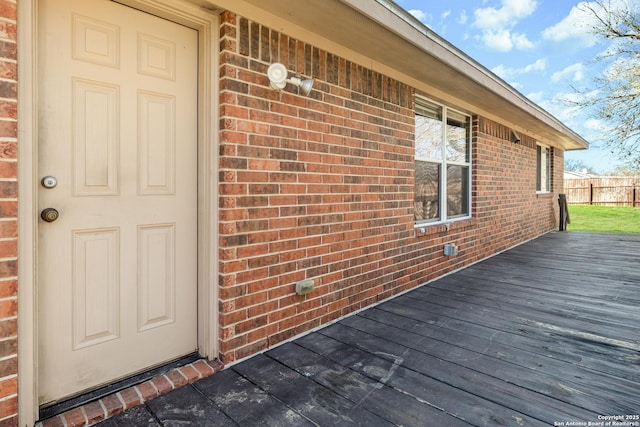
[[37, 0, 198, 405]]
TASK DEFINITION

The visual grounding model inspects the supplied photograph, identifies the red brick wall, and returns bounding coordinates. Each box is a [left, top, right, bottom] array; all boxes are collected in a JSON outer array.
[[473, 118, 561, 256], [0, 0, 18, 424], [217, 12, 563, 363]]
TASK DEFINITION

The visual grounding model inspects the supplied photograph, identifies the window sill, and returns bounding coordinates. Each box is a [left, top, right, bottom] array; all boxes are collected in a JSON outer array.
[[536, 192, 553, 198], [414, 217, 475, 236]]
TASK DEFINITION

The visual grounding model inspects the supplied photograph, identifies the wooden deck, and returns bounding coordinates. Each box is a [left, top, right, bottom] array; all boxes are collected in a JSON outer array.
[[100, 232, 640, 426]]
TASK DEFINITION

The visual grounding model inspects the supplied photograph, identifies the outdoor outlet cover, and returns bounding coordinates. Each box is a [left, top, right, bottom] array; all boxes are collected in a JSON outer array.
[[296, 279, 314, 295], [444, 243, 459, 256]]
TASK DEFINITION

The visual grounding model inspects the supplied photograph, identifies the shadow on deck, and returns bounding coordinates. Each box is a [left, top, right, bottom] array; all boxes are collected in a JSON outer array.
[[100, 232, 640, 426]]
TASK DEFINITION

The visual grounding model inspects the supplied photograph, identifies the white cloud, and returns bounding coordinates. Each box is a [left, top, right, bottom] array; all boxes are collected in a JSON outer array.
[[551, 63, 584, 83], [482, 29, 514, 51], [540, 89, 602, 127], [527, 91, 544, 102], [539, 98, 580, 124], [524, 59, 547, 72], [474, 0, 537, 30], [458, 10, 468, 25], [492, 58, 547, 79], [473, 0, 538, 51], [441, 10, 451, 20], [492, 64, 509, 78], [408, 9, 429, 23], [562, 89, 600, 104], [542, 2, 599, 47], [583, 118, 604, 131], [479, 30, 534, 52], [512, 33, 534, 49], [491, 64, 509, 79]]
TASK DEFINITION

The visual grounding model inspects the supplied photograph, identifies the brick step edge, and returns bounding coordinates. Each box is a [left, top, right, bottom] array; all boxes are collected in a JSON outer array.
[[36, 359, 224, 427]]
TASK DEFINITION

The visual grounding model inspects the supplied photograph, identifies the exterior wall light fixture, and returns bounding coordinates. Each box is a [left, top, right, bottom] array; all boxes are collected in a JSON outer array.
[[511, 130, 521, 144], [267, 62, 314, 96]]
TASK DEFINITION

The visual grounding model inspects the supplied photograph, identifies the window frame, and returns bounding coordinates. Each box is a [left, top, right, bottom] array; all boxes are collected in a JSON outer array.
[[536, 143, 551, 194], [414, 95, 472, 226]]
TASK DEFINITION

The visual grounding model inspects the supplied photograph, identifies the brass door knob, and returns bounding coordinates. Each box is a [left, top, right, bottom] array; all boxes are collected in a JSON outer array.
[[41, 208, 59, 223]]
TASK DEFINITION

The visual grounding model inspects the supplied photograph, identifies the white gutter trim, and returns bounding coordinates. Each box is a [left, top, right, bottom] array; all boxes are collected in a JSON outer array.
[[341, 0, 589, 149]]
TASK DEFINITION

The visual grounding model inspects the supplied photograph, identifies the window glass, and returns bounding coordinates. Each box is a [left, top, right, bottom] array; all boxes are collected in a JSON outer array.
[[414, 95, 471, 224], [414, 161, 440, 222], [446, 112, 470, 163], [447, 165, 469, 218], [537, 145, 550, 192], [415, 100, 443, 161]]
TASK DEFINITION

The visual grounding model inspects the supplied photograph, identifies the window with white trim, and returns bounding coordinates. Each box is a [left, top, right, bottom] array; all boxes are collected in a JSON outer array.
[[536, 144, 551, 193], [414, 96, 471, 224]]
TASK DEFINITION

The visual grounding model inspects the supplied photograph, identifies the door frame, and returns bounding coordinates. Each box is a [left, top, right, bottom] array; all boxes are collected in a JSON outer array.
[[17, 0, 219, 423]]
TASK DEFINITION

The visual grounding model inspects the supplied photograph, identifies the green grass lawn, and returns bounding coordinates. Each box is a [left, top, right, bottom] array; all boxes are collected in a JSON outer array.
[[567, 205, 640, 234]]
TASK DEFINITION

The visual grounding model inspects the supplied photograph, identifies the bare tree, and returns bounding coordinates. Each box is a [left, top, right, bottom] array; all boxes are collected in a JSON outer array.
[[565, 159, 599, 174], [576, 0, 640, 167], [610, 164, 640, 175]]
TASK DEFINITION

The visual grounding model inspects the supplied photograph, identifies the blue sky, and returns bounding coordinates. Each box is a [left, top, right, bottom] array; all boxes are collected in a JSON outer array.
[[395, 0, 620, 173]]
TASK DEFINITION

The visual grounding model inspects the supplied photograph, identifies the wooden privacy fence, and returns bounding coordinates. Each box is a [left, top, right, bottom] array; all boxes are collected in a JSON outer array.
[[564, 177, 640, 206]]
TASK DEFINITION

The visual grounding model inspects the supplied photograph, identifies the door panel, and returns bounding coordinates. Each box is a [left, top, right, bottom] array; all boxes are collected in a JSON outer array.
[[38, 0, 198, 405], [72, 78, 119, 195], [72, 228, 120, 350]]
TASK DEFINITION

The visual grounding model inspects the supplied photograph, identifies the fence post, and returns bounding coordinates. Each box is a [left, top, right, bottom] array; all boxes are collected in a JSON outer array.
[[559, 194, 569, 231], [589, 182, 593, 205]]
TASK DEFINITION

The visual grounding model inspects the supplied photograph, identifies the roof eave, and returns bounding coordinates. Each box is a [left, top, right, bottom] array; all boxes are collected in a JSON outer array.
[[212, 0, 590, 151], [343, 0, 589, 151]]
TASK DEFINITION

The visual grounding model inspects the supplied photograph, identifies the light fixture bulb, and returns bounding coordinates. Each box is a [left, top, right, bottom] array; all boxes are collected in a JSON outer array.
[[267, 63, 287, 84], [267, 63, 313, 96]]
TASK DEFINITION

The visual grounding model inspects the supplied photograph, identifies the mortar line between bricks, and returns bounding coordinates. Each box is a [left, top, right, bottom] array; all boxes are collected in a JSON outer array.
[[115, 392, 126, 409], [79, 406, 89, 426], [163, 374, 176, 389], [132, 385, 144, 402], [176, 368, 189, 382], [97, 401, 108, 422]]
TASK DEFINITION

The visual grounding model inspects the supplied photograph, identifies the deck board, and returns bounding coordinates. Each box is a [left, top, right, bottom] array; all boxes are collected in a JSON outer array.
[[233, 353, 396, 427], [305, 324, 596, 424], [100, 232, 640, 426]]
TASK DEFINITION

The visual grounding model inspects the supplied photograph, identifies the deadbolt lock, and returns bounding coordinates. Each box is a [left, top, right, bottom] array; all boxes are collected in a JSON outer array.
[[41, 176, 58, 189]]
